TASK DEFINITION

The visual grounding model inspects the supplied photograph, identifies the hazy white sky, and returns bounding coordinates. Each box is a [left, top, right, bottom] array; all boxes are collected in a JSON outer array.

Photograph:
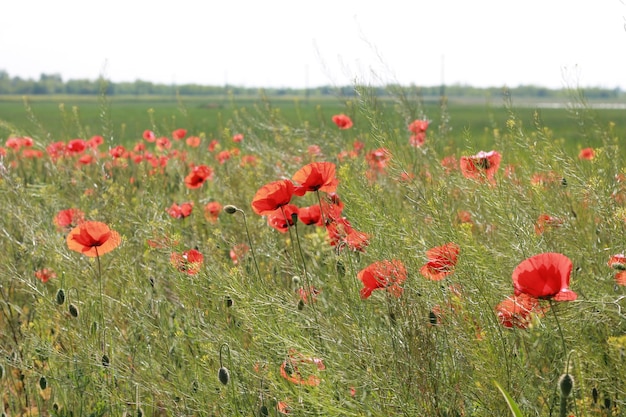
[[2, 1, 625, 89]]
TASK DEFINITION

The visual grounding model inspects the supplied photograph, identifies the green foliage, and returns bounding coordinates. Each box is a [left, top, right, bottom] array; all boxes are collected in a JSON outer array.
[[0, 85, 625, 416]]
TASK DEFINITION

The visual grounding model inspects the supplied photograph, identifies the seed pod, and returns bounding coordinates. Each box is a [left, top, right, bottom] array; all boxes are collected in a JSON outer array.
[[56, 288, 66, 305], [39, 376, 47, 390], [68, 303, 79, 318], [558, 373, 574, 397], [218, 366, 230, 385]]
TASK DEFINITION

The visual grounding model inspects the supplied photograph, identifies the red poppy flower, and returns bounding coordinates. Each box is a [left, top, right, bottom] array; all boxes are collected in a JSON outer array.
[[203, 201, 222, 223], [66, 139, 87, 154], [216, 150, 231, 164], [358, 259, 407, 299], [326, 217, 370, 252], [230, 243, 249, 265], [579, 147, 595, 160], [155, 137, 172, 151], [420, 243, 460, 281], [534, 214, 563, 235], [170, 249, 204, 275], [409, 133, 426, 148], [608, 254, 626, 270], [280, 350, 325, 386], [35, 268, 56, 283], [167, 202, 194, 219], [184, 164, 214, 189], [232, 133, 244, 143], [459, 150, 501, 183], [266, 204, 299, 233], [277, 401, 291, 414], [297, 286, 321, 304], [495, 293, 545, 329], [109, 145, 128, 159], [320, 193, 344, 224], [331, 114, 353, 129], [608, 254, 626, 286], [54, 208, 85, 231], [66, 221, 121, 257], [292, 162, 339, 196], [512, 252, 577, 301], [251, 179, 295, 216], [185, 136, 201, 147], [143, 130, 156, 142], [172, 128, 187, 140], [365, 147, 391, 172], [408, 119, 429, 134], [87, 135, 104, 148], [298, 205, 323, 226]]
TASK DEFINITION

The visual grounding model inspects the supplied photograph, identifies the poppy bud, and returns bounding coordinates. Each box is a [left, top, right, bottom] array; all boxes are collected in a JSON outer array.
[[428, 310, 438, 325], [604, 397, 611, 410], [223, 205, 239, 214], [558, 373, 574, 397], [218, 366, 230, 385], [291, 276, 301, 287], [137, 408, 144, 417], [259, 405, 269, 416], [191, 380, 199, 392], [0, 364, 4, 379], [39, 375, 47, 390], [561, 177, 567, 187], [56, 288, 65, 305], [297, 299, 305, 310], [225, 296, 233, 308], [102, 354, 110, 367], [68, 303, 79, 318], [592, 387, 598, 404]]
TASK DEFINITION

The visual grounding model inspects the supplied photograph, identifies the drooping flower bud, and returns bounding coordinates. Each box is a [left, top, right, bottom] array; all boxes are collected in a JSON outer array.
[[218, 366, 230, 385]]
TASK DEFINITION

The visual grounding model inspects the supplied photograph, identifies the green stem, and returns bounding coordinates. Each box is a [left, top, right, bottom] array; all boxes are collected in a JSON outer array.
[[549, 300, 568, 358]]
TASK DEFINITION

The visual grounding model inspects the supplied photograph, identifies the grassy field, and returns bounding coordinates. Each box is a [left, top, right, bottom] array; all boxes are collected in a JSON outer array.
[[1, 88, 626, 416], [1, 92, 624, 153]]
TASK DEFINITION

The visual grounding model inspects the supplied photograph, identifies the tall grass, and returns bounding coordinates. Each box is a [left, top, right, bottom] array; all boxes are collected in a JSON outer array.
[[0, 85, 625, 416]]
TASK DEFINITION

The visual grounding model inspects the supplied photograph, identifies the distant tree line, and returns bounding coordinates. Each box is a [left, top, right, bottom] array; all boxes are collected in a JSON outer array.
[[0, 70, 623, 100]]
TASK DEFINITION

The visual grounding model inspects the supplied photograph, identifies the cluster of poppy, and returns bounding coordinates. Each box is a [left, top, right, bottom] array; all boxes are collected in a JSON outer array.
[[251, 161, 370, 250], [408, 119, 429, 148]]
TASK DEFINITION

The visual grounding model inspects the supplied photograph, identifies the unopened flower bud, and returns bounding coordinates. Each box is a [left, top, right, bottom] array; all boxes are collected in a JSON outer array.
[[56, 288, 65, 305], [559, 373, 574, 397], [39, 376, 47, 390], [218, 366, 230, 385], [68, 303, 79, 318], [223, 205, 239, 214]]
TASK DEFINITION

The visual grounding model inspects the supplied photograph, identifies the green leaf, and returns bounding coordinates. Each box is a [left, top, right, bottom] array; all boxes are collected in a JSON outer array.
[[494, 380, 524, 417]]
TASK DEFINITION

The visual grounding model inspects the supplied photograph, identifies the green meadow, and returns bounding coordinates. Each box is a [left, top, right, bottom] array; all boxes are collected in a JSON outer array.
[[1, 87, 626, 417]]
